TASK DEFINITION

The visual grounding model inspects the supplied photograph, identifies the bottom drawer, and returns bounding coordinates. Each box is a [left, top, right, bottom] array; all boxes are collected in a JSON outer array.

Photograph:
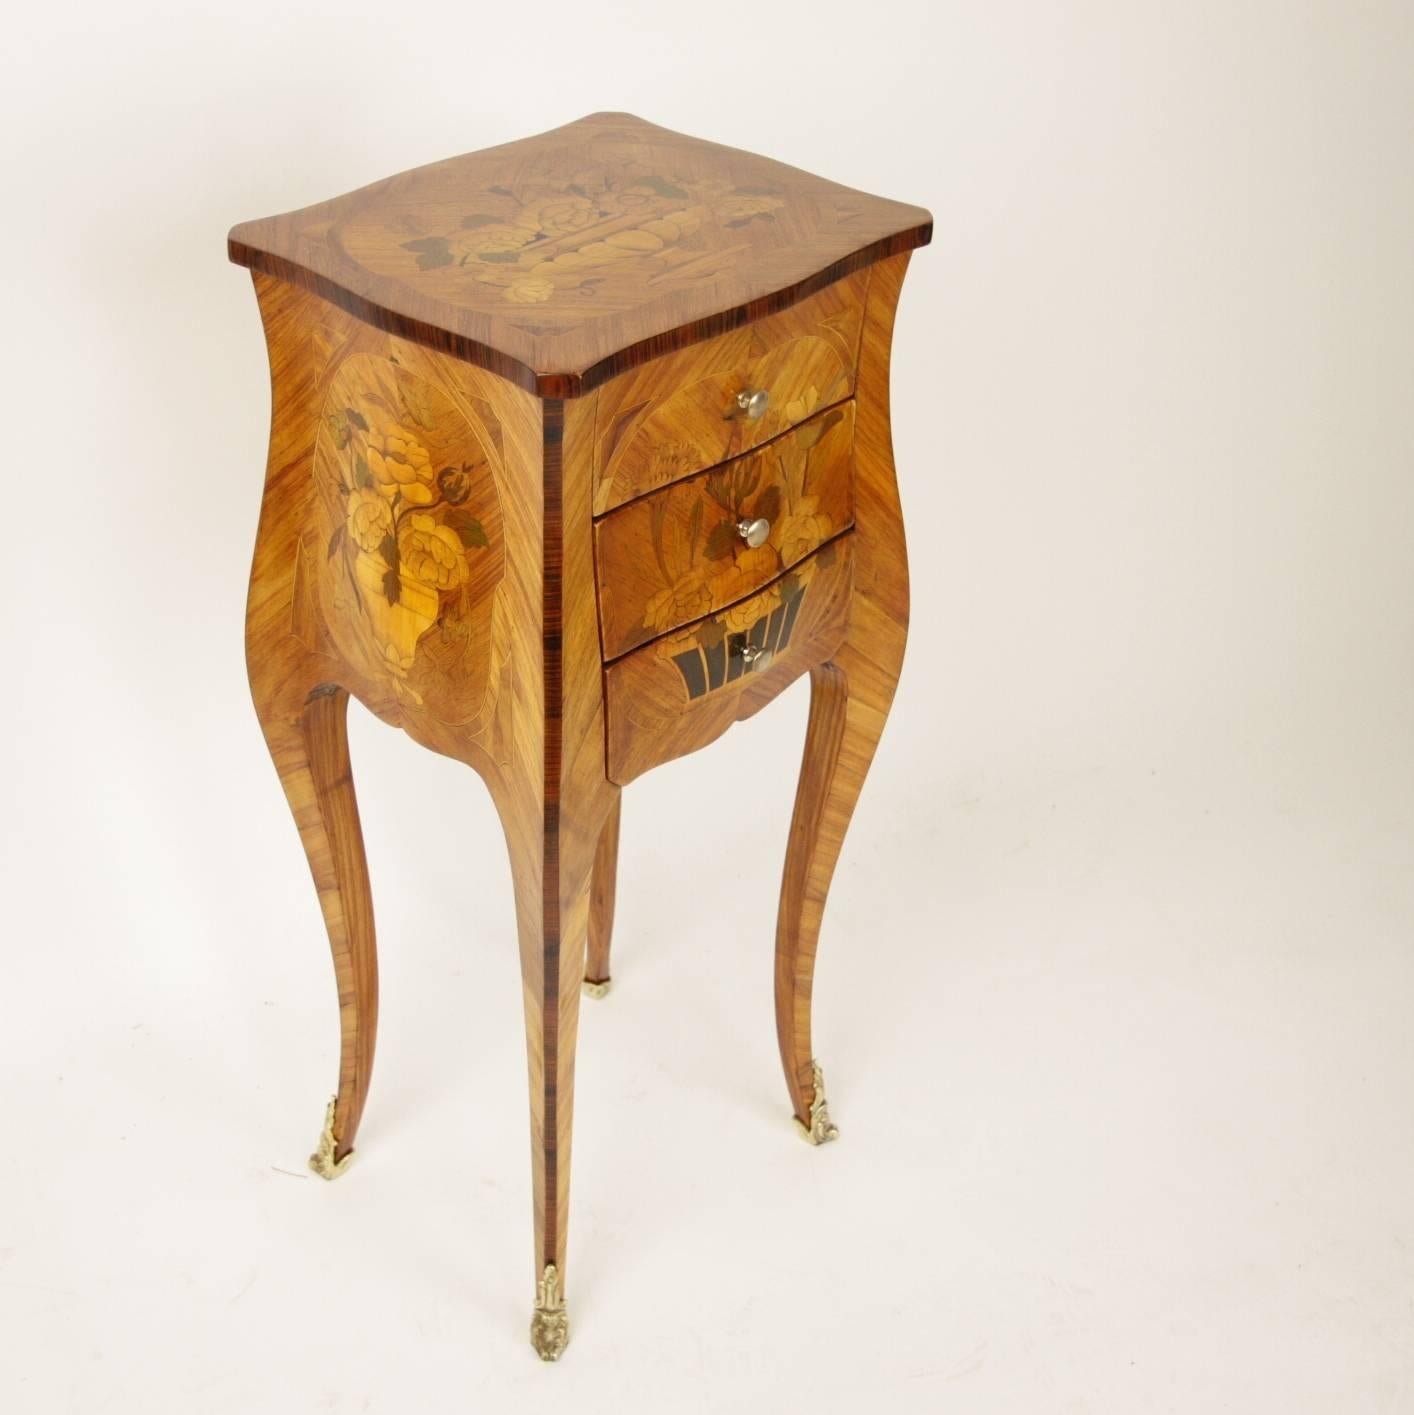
[[604, 535, 854, 785]]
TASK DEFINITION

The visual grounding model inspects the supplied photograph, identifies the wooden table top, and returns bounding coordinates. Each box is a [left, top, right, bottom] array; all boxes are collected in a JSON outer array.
[[228, 112, 932, 398]]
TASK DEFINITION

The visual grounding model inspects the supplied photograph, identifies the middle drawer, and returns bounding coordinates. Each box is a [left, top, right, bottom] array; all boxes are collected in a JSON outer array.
[[594, 401, 855, 659]]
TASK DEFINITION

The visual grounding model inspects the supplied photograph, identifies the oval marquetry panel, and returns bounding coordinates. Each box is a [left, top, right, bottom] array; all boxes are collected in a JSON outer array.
[[308, 354, 506, 726], [591, 270, 868, 513], [594, 402, 856, 658], [603, 535, 854, 784]]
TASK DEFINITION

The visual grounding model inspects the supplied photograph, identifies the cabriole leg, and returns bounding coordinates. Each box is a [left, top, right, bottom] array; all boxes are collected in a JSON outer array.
[[254, 685, 379, 1176]]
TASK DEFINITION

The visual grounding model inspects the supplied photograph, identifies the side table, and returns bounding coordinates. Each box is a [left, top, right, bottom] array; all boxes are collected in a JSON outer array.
[[229, 111, 931, 1359]]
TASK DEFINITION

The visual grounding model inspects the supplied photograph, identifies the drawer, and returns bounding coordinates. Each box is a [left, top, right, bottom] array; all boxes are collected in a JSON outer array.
[[591, 268, 869, 514], [604, 535, 854, 785], [594, 401, 855, 659]]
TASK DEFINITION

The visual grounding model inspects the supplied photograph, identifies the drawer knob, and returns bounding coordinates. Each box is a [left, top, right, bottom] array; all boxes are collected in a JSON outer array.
[[736, 516, 771, 549], [735, 388, 771, 421], [739, 643, 774, 674]]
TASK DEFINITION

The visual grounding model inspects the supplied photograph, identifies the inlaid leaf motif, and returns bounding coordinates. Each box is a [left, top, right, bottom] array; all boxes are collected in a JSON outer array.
[[327, 525, 345, 560], [416, 610, 471, 681], [705, 471, 734, 511], [445, 508, 488, 549], [704, 520, 738, 561], [400, 236, 454, 270], [639, 175, 689, 199], [753, 484, 782, 525], [794, 406, 842, 451], [398, 380, 438, 431]]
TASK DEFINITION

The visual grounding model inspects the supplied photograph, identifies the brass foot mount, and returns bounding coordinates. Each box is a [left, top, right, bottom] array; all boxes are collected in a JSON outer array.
[[530, 1263, 569, 1360], [582, 977, 612, 999], [794, 1060, 840, 1145], [308, 1096, 355, 1179]]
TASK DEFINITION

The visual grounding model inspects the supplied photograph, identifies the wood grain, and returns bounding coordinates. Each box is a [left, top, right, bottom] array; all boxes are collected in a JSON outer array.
[[590, 270, 866, 512], [585, 796, 621, 988], [229, 113, 930, 397], [774, 254, 913, 1127], [594, 401, 854, 658]]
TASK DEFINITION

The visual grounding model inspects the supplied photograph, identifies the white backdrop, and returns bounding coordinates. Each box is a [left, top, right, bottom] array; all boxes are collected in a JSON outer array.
[[3, 2, 1413, 1410]]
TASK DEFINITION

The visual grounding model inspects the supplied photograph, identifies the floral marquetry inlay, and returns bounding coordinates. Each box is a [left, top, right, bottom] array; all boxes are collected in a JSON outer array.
[[343, 166, 785, 315], [594, 403, 857, 657], [308, 354, 506, 724], [230, 112, 932, 393]]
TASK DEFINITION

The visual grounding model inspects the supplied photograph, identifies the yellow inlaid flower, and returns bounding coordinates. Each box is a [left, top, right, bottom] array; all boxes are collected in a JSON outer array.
[[784, 385, 821, 426], [346, 487, 394, 552], [709, 545, 778, 615], [367, 422, 435, 506], [519, 195, 598, 235], [598, 183, 661, 215], [718, 194, 783, 223], [504, 276, 555, 304], [644, 570, 712, 633], [353, 548, 439, 683], [378, 637, 417, 680], [459, 224, 538, 258], [398, 512, 467, 592], [722, 584, 781, 636], [775, 508, 832, 565]]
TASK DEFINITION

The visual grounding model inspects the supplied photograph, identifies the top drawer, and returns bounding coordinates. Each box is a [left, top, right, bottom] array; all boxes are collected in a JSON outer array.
[[591, 269, 869, 514]]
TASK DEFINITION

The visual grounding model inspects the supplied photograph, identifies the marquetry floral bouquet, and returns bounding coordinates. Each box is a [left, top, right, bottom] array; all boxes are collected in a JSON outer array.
[[397, 166, 785, 307], [320, 373, 495, 705], [643, 405, 845, 657]]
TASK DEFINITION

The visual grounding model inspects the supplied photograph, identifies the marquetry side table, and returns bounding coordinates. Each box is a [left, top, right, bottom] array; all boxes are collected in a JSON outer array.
[[229, 112, 931, 1359]]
